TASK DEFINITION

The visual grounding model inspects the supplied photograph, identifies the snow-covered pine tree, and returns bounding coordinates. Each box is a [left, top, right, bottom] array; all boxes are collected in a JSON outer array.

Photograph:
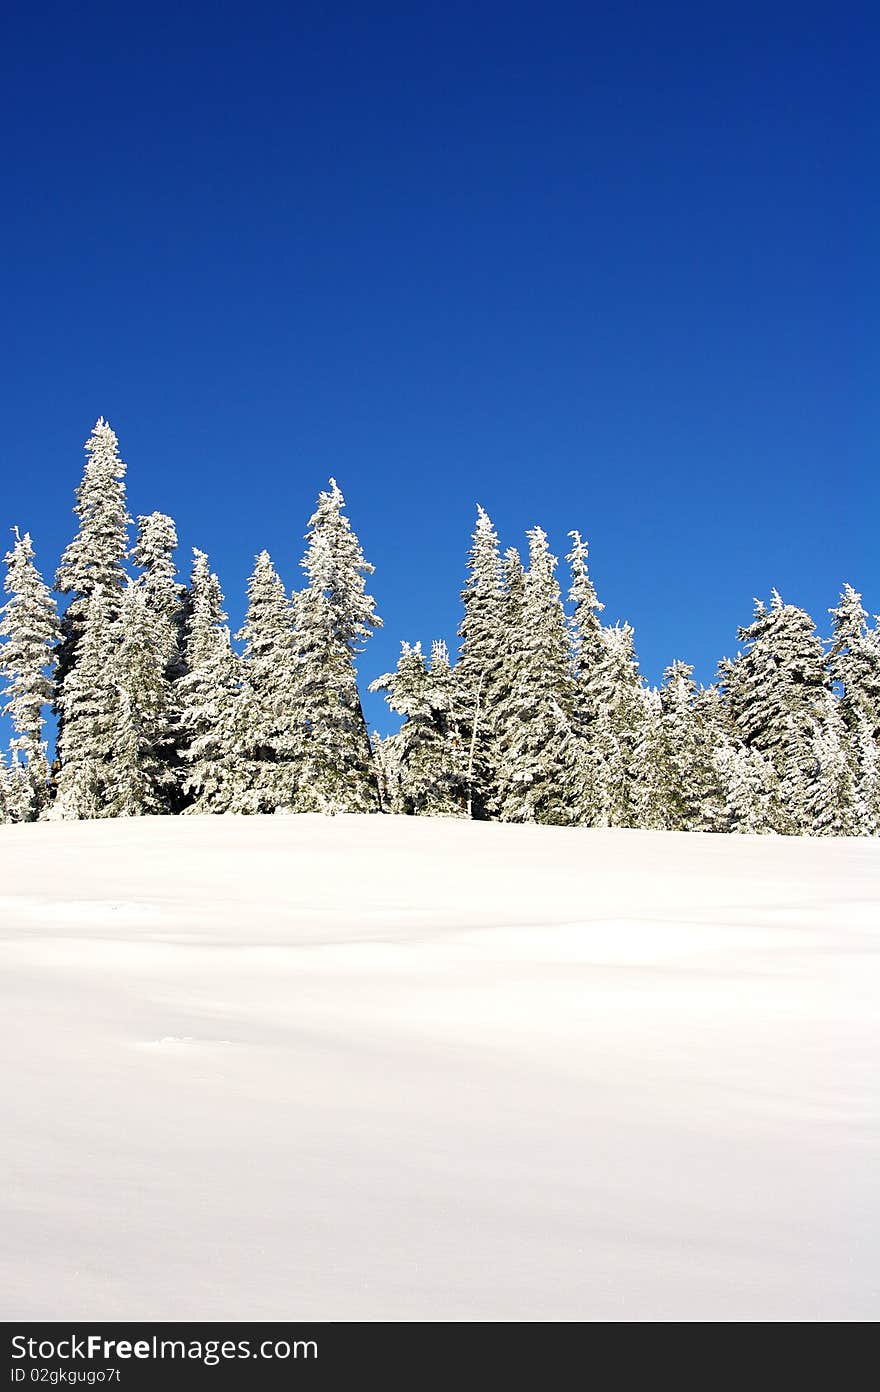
[[693, 683, 733, 832], [630, 686, 666, 830], [236, 550, 300, 812], [456, 507, 506, 818], [724, 591, 845, 834], [652, 662, 716, 831], [54, 419, 131, 703], [294, 480, 380, 813], [852, 713, 880, 835], [587, 622, 645, 826], [564, 531, 610, 822], [132, 512, 186, 806], [369, 639, 465, 816], [177, 550, 246, 813], [0, 755, 15, 823], [108, 580, 178, 816], [496, 527, 578, 824], [829, 585, 880, 834], [132, 513, 185, 669], [427, 638, 469, 809], [0, 530, 60, 819], [53, 585, 120, 819], [714, 739, 777, 834], [566, 531, 606, 712]]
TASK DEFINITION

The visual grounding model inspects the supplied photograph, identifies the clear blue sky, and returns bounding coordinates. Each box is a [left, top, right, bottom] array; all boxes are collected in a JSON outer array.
[[1, 1, 875, 735]]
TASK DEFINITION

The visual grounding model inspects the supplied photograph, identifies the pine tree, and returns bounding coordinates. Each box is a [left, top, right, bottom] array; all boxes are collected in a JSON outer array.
[[829, 585, 880, 834], [54, 586, 120, 819], [496, 527, 578, 824], [852, 713, 880, 835], [724, 591, 844, 834], [566, 531, 606, 708], [714, 740, 777, 834], [631, 687, 666, 830], [829, 585, 880, 734], [236, 550, 300, 811], [457, 507, 506, 817], [132, 512, 185, 669], [586, 622, 645, 826], [294, 480, 380, 812], [132, 512, 185, 805], [54, 419, 131, 696], [109, 581, 178, 816], [178, 550, 247, 813], [0, 530, 60, 819], [693, 684, 732, 831], [369, 639, 465, 816]]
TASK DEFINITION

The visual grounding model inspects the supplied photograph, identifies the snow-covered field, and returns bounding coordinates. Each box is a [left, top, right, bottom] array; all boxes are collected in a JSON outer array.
[[0, 815, 877, 1322]]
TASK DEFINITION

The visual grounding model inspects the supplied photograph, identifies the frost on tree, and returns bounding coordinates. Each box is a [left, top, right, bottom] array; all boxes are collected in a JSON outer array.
[[496, 527, 578, 825], [54, 585, 121, 819], [178, 550, 246, 814], [370, 639, 466, 816], [294, 480, 381, 813], [0, 530, 60, 820], [132, 512, 186, 807], [829, 585, 880, 834], [237, 550, 299, 812], [3, 415, 879, 836], [456, 506, 507, 817], [724, 592, 848, 835], [54, 419, 131, 707]]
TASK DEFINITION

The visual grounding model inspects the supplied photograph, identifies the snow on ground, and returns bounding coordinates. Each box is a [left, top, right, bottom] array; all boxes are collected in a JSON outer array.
[[0, 814, 877, 1322]]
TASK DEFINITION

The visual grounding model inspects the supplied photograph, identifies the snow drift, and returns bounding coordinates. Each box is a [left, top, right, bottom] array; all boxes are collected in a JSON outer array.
[[0, 814, 877, 1321]]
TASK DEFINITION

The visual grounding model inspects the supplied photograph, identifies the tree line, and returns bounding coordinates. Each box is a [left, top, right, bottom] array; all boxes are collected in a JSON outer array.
[[1, 418, 877, 834]]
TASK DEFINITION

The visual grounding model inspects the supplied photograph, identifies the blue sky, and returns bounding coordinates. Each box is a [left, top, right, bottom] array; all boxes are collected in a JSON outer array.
[[1, 1, 875, 735]]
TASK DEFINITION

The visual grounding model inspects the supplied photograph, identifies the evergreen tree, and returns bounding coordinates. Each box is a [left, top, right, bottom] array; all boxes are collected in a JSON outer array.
[[457, 507, 506, 817], [54, 585, 120, 819], [852, 713, 880, 835], [586, 622, 645, 826], [132, 512, 186, 805], [0, 530, 60, 819], [631, 687, 666, 830], [109, 581, 178, 816], [132, 512, 185, 670], [496, 527, 578, 824], [714, 739, 778, 834], [725, 592, 845, 834], [369, 639, 465, 816], [294, 480, 380, 813], [829, 585, 880, 735], [178, 550, 247, 813], [236, 550, 300, 811], [54, 419, 131, 697], [566, 530, 606, 708], [829, 585, 880, 834]]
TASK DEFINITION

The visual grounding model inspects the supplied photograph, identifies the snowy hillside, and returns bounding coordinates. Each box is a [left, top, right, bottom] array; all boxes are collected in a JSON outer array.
[[1, 814, 877, 1322]]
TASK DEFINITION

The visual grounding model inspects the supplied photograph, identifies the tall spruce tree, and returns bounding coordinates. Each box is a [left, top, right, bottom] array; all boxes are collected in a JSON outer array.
[[587, 622, 644, 826], [294, 480, 380, 812], [54, 419, 131, 701], [237, 550, 300, 811], [457, 507, 506, 817], [724, 591, 847, 834], [829, 585, 880, 834], [369, 639, 465, 816], [178, 550, 247, 813], [496, 527, 578, 824], [54, 585, 120, 819], [132, 512, 185, 805], [109, 581, 178, 816], [0, 530, 60, 819]]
